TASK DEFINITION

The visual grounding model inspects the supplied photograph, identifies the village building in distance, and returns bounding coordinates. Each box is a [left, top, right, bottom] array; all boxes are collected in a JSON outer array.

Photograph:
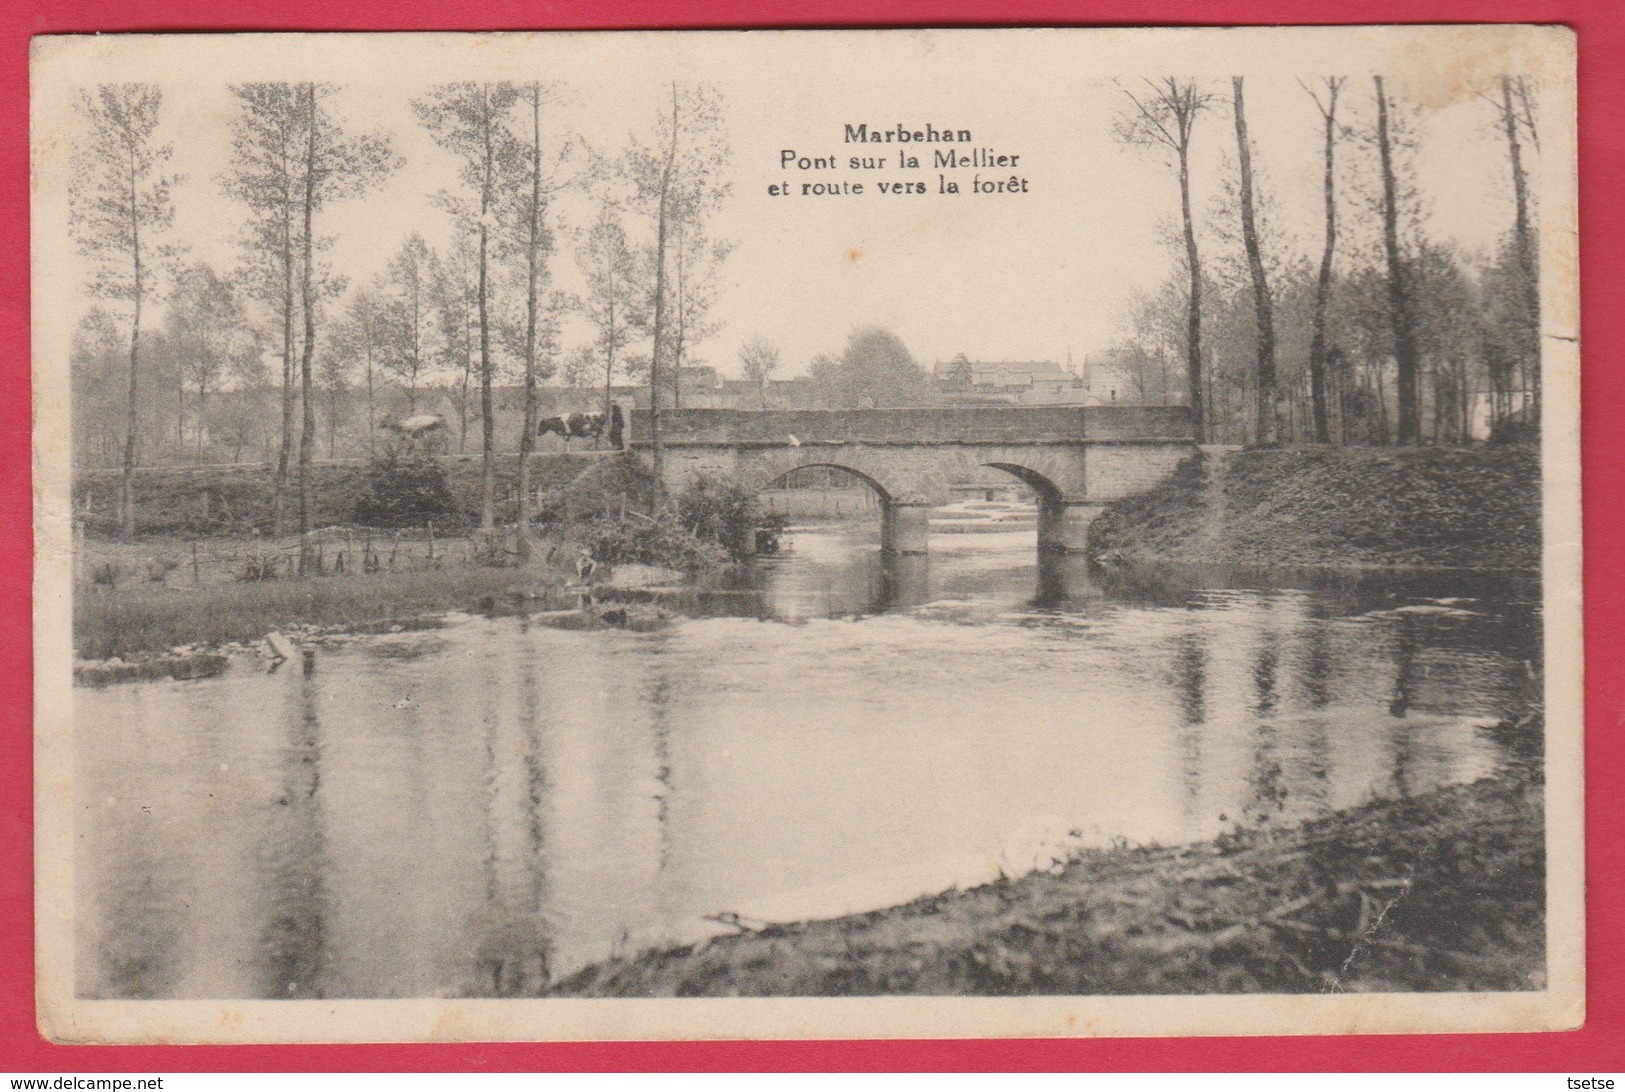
[[928, 355, 1131, 407]]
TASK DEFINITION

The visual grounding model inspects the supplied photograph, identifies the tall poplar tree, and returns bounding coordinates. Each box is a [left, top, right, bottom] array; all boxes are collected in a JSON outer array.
[[1116, 79, 1216, 442], [1301, 76, 1345, 444], [70, 84, 176, 539], [1231, 77, 1277, 446], [293, 83, 395, 567], [1374, 76, 1422, 445], [414, 81, 523, 542], [223, 84, 304, 533], [626, 83, 731, 495]]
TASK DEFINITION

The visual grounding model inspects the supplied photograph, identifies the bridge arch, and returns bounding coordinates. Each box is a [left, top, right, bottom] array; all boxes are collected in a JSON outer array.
[[980, 461, 1064, 504], [978, 460, 1100, 554], [760, 461, 893, 504], [752, 459, 933, 555]]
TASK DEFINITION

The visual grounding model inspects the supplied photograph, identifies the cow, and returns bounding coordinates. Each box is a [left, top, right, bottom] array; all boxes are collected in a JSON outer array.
[[537, 403, 625, 450], [379, 413, 448, 455], [382, 413, 447, 436]]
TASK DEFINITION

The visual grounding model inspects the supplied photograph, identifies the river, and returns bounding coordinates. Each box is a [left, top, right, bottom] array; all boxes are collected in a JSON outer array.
[[74, 521, 1540, 999]]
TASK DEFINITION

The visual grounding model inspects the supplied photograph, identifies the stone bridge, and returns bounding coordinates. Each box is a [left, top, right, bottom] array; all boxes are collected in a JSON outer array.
[[629, 405, 1195, 554]]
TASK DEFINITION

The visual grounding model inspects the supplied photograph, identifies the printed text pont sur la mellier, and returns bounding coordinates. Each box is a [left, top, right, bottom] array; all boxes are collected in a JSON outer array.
[[769, 124, 1030, 198]]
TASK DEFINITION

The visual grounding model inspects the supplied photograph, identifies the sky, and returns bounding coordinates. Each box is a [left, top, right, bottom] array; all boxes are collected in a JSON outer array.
[[36, 28, 1560, 384]]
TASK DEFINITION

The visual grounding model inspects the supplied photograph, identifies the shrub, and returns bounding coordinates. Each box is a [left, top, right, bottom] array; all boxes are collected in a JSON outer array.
[[579, 514, 729, 571], [353, 450, 460, 530], [675, 476, 787, 562], [533, 457, 658, 526]]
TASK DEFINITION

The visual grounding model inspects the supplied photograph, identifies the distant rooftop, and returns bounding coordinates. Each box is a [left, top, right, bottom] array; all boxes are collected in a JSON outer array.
[[932, 359, 1077, 389]]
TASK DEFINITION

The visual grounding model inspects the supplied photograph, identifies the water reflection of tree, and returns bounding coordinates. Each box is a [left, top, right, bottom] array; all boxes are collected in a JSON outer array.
[[515, 616, 555, 990], [1034, 551, 1099, 608], [874, 553, 930, 612], [256, 664, 330, 999], [1302, 601, 1334, 709], [1253, 630, 1280, 716], [1387, 615, 1421, 797], [648, 628, 680, 927], [1389, 614, 1418, 719], [1294, 606, 1335, 813], [474, 634, 552, 996], [85, 795, 182, 998], [1172, 623, 1207, 823]]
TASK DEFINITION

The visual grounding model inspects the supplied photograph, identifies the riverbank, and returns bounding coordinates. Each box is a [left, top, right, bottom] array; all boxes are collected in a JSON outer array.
[[1087, 444, 1540, 571], [71, 537, 700, 664], [74, 550, 562, 662], [549, 751, 1544, 997]]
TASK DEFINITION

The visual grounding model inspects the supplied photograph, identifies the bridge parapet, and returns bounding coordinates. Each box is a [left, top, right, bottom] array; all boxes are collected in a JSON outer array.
[[630, 405, 1192, 446], [632, 404, 1195, 555]]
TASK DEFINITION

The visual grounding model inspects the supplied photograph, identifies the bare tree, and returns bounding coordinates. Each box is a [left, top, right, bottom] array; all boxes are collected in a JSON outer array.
[[576, 194, 644, 423], [167, 262, 252, 459], [330, 287, 386, 456], [378, 234, 433, 412], [70, 308, 130, 470], [428, 237, 478, 452], [414, 81, 524, 541], [669, 218, 732, 410], [1116, 79, 1216, 441], [317, 341, 349, 458], [295, 83, 396, 568], [71, 84, 177, 538], [560, 342, 598, 392], [1374, 76, 1423, 445], [504, 82, 570, 557], [626, 82, 731, 494], [1300, 77, 1345, 444], [1231, 77, 1277, 446], [738, 334, 781, 404], [1494, 75, 1540, 417], [223, 84, 304, 532]]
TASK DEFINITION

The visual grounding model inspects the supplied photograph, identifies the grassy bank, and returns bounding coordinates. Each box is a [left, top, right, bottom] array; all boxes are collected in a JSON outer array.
[[549, 762, 1544, 998], [1088, 444, 1541, 571], [72, 453, 617, 537], [74, 553, 582, 660]]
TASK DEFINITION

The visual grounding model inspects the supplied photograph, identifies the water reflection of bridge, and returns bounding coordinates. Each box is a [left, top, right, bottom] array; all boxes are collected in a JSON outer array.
[[631, 405, 1195, 555]]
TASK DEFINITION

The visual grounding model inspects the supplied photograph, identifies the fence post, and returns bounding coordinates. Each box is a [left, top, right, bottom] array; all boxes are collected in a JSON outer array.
[[191, 541, 201, 587], [427, 521, 435, 562]]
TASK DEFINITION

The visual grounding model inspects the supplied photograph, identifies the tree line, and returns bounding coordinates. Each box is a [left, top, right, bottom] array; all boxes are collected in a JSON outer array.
[[1107, 75, 1540, 446], [69, 80, 730, 549], [68, 74, 1541, 546]]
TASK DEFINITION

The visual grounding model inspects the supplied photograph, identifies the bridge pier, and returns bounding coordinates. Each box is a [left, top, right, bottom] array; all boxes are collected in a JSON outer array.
[[1037, 500, 1105, 554], [881, 501, 932, 555]]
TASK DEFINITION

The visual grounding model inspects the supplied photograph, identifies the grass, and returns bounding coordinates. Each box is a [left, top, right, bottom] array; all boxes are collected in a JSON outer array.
[[1088, 444, 1541, 571], [75, 559, 575, 660], [550, 758, 1545, 997]]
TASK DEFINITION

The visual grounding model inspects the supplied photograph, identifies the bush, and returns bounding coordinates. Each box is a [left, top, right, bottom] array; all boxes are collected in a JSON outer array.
[[533, 457, 658, 526], [353, 450, 460, 530], [579, 514, 729, 571], [569, 476, 787, 571], [675, 476, 787, 561]]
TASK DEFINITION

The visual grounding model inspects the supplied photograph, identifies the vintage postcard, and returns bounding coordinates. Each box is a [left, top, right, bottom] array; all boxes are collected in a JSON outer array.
[[31, 25, 1581, 1042]]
